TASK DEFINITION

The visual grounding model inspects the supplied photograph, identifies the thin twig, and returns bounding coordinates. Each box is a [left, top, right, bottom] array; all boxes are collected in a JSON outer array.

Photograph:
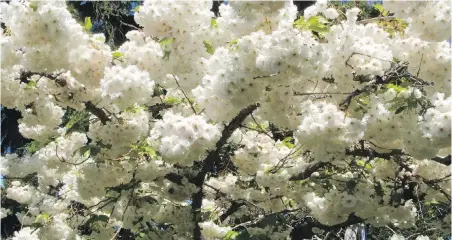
[[357, 16, 396, 24], [416, 54, 424, 77], [172, 74, 197, 115], [293, 91, 350, 96], [253, 72, 280, 79]]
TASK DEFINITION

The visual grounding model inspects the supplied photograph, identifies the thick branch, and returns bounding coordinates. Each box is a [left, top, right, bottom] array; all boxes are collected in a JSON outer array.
[[84, 101, 110, 125], [147, 103, 173, 119], [289, 161, 325, 181], [18, 70, 111, 125], [345, 147, 405, 160], [219, 201, 245, 222], [164, 172, 184, 185], [191, 103, 259, 240], [431, 155, 451, 166]]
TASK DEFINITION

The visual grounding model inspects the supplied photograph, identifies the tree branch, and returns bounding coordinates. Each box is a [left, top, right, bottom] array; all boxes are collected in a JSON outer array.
[[191, 103, 259, 240], [147, 103, 173, 118], [84, 101, 110, 124], [18, 70, 111, 125], [289, 161, 325, 181], [431, 155, 451, 166], [219, 201, 245, 222]]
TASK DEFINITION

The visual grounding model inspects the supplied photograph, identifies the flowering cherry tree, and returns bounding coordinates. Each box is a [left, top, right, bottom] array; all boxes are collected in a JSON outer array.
[[0, 0, 451, 239]]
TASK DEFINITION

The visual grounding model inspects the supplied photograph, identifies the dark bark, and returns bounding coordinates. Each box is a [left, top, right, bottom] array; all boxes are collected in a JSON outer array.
[[289, 161, 326, 181], [191, 104, 259, 240], [290, 214, 364, 239]]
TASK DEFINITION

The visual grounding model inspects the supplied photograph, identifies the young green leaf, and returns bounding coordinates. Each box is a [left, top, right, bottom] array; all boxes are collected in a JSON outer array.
[[203, 40, 215, 55], [84, 17, 93, 31], [281, 136, 295, 149], [373, 4, 384, 14], [112, 51, 123, 59], [29, 3, 38, 11], [164, 96, 181, 105], [223, 230, 240, 240], [211, 18, 218, 28]]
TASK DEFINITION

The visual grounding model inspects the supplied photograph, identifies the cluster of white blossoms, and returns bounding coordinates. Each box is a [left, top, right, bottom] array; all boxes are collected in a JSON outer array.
[[11, 227, 40, 240], [215, 1, 298, 40], [18, 96, 65, 142], [303, 0, 338, 19], [117, 30, 165, 82], [100, 65, 155, 112], [303, 183, 418, 228], [199, 221, 232, 239], [88, 110, 150, 156], [255, 27, 327, 81], [1, 0, 451, 239], [383, 0, 451, 41], [135, 0, 213, 40], [361, 93, 407, 150], [391, 37, 451, 96], [68, 34, 112, 89], [295, 101, 365, 160], [5, 181, 36, 204], [149, 111, 221, 166], [419, 93, 451, 149], [0, 1, 87, 72], [193, 32, 266, 122], [134, 0, 213, 90], [323, 12, 393, 92], [391, 235, 433, 240], [232, 129, 299, 183]]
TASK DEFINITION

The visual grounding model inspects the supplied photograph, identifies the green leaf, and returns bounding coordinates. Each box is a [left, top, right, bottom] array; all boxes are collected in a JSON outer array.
[[307, 16, 328, 25], [373, 4, 384, 13], [131, 143, 157, 158], [356, 159, 372, 170], [294, 16, 330, 35], [263, 166, 274, 174], [159, 38, 174, 60], [22, 141, 43, 154], [425, 200, 439, 206], [125, 105, 145, 113], [306, 16, 329, 34], [84, 17, 92, 31], [211, 18, 218, 28], [164, 96, 181, 105], [229, 39, 238, 45], [34, 213, 50, 223], [223, 230, 240, 240], [112, 51, 123, 59], [65, 111, 89, 131], [281, 137, 295, 149], [29, 3, 38, 11], [386, 83, 407, 93], [293, 16, 308, 30], [203, 40, 215, 55], [25, 80, 37, 89], [284, 199, 295, 208], [159, 37, 174, 46], [373, 4, 388, 16], [153, 85, 165, 96], [162, 50, 171, 61]]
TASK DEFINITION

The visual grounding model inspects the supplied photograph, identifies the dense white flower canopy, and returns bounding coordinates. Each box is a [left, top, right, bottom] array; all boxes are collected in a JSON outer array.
[[0, 0, 450, 239]]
